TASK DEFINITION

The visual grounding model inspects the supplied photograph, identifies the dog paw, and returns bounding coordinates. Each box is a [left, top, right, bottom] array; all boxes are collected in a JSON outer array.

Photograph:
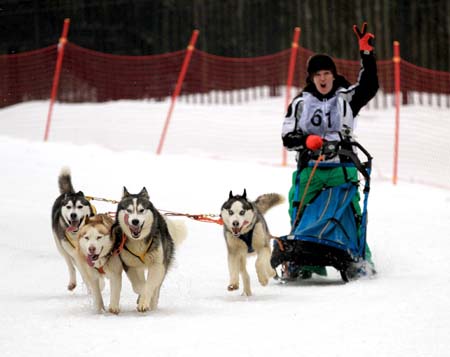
[[108, 306, 120, 315], [136, 295, 150, 312], [137, 304, 150, 313], [95, 305, 105, 314], [227, 284, 239, 291], [242, 290, 252, 297], [67, 282, 76, 291], [258, 277, 269, 286]]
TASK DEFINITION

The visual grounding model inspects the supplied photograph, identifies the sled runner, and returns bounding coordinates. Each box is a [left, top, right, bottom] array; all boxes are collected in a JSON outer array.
[[271, 140, 374, 282]]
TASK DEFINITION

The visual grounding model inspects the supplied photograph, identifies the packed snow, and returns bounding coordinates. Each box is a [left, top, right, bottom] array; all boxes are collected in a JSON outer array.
[[0, 98, 449, 357]]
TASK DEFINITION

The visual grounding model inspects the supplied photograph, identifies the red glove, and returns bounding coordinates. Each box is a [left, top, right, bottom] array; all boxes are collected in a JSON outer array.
[[305, 135, 323, 151], [353, 22, 375, 52]]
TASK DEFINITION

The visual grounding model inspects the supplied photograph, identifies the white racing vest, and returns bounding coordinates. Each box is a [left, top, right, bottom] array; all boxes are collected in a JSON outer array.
[[282, 89, 356, 142]]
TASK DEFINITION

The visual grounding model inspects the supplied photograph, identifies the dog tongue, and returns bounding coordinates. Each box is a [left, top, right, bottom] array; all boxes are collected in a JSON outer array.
[[66, 221, 80, 232], [130, 225, 140, 235], [86, 255, 95, 267]]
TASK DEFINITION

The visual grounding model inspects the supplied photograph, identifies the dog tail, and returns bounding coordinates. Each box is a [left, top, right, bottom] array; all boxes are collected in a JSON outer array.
[[58, 166, 75, 194], [166, 218, 188, 247], [254, 193, 285, 215]]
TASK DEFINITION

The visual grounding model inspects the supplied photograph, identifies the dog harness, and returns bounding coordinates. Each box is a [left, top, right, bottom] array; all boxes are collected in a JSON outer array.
[[91, 233, 127, 275], [238, 228, 255, 253], [122, 236, 154, 264], [64, 230, 77, 248], [95, 266, 106, 274]]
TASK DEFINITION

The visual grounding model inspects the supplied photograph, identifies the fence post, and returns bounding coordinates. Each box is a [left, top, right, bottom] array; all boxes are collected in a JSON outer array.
[[156, 29, 200, 155], [43, 18, 70, 142], [392, 41, 401, 185], [282, 27, 301, 166]]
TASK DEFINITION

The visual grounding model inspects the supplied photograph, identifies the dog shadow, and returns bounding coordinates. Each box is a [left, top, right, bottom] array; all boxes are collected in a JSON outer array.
[[9, 290, 89, 303], [209, 289, 286, 303]]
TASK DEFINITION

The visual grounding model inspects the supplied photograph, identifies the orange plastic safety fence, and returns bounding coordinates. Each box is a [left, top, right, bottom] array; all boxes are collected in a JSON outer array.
[[0, 45, 57, 107], [1, 43, 449, 108]]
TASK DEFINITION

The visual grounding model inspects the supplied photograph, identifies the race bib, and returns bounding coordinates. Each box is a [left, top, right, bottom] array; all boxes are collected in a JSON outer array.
[[299, 96, 341, 138]]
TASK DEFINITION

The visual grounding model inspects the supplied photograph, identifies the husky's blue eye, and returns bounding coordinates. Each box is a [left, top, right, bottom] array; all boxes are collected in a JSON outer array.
[[126, 209, 133, 214], [239, 210, 245, 216]]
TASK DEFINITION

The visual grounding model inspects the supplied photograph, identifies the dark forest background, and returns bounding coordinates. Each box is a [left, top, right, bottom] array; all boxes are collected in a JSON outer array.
[[1, 0, 449, 71]]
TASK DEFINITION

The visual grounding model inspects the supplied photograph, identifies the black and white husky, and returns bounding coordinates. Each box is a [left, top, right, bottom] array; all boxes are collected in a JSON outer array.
[[220, 190, 284, 296], [111, 187, 187, 312], [51, 167, 94, 291]]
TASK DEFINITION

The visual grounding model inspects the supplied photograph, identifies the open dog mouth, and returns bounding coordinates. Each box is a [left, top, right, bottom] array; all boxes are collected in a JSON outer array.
[[129, 224, 143, 238], [124, 214, 143, 239], [66, 219, 81, 233], [86, 247, 103, 267], [231, 220, 250, 237], [232, 227, 242, 236]]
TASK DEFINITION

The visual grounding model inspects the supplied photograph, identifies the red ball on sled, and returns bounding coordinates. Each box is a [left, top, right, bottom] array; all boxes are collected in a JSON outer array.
[[306, 135, 323, 150]]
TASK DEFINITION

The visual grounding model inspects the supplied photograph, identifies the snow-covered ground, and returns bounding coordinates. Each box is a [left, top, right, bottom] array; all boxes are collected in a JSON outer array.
[[0, 99, 449, 357]]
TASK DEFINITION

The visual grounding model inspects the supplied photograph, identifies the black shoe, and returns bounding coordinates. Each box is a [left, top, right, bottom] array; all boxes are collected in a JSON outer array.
[[270, 241, 285, 269], [299, 270, 313, 280], [274, 262, 297, 281], [282, 264, 313, 281]]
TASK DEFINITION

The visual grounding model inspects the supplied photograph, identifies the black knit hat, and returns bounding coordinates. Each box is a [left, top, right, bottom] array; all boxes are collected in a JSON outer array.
[[307, 54, 337, 76]]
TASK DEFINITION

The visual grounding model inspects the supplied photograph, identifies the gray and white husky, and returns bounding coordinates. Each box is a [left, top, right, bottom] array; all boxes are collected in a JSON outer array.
[[51, 167, 94, 291], [76, 214, 122, 314], [111, 187, 187, 312], [220, 189, 284, 296]]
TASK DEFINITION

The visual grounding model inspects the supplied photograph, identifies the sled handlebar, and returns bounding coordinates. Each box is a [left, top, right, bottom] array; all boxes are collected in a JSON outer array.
[[335, 140, 372, 193]]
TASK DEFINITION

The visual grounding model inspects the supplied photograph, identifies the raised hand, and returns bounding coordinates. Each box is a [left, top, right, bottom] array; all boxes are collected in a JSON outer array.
[[353, 22, 375, 52]]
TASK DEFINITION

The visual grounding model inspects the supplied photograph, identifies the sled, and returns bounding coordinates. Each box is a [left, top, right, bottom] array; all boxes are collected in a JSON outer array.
[[271, 140, 373, 282]]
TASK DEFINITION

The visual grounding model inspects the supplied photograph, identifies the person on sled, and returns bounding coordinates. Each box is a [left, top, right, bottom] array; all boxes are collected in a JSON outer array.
[[280, 23, 379, 280]]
